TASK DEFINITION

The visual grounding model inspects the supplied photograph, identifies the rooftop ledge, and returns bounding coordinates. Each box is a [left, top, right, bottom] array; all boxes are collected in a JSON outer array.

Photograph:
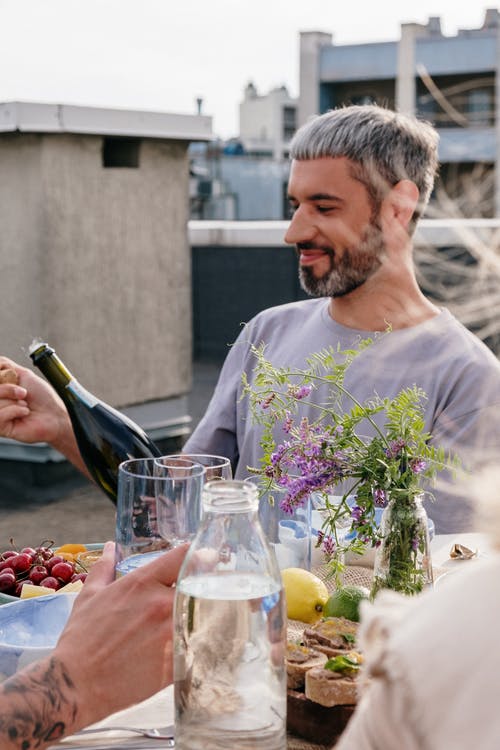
[[0, 101, 213, 141], [188, 218, 500, 247]]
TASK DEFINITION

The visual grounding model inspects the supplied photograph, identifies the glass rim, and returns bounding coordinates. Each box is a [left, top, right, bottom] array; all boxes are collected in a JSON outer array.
[[202, 479, 258, 512], [164, 453, 231, 466], [119, 456, 205, 479]]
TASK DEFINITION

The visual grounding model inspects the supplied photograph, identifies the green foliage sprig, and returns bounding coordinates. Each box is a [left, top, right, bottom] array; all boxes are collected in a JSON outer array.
[[243, 338, 459, 580]]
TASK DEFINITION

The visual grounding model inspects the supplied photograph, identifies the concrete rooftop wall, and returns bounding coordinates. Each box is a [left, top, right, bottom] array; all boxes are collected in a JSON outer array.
[[0, 132, 192, 408]]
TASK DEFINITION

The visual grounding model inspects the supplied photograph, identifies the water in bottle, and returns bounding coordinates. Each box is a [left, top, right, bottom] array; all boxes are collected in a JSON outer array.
[[174, 480, 287, 750]]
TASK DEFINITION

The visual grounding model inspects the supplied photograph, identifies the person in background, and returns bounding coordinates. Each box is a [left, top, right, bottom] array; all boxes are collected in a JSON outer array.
[[1, 105, 500, 532], [0, 543, 186, 750]]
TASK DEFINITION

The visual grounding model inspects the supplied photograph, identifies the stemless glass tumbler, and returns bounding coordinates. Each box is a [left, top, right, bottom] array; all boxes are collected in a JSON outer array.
[[164, 454, 233, 481], [115, 457, 204, 576]]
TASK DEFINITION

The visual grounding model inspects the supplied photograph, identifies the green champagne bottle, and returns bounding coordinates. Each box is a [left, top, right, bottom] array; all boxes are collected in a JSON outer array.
[[29, 342, 162, 504]]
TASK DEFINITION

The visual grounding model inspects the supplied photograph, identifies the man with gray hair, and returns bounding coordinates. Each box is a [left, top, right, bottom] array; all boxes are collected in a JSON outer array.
[[1, 105, 500, 532], [184, 105, 500, 532]]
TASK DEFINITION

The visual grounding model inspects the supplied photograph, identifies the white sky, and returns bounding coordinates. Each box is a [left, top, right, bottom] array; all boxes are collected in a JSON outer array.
[[0, 0, 496, 137]]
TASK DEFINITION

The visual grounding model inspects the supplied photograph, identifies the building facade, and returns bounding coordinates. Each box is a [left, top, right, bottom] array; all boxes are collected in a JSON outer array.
[[0, 101, 212, 454], [299, 9, 500, 217], [239, 82, 297, 160]]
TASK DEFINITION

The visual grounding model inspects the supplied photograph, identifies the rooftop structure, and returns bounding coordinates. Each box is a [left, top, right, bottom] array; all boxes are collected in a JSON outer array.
[[299, 9, 500, 216]]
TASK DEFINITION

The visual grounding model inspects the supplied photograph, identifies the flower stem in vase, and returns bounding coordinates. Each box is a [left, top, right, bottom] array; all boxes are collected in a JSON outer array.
[[371, 493, 433, 598]]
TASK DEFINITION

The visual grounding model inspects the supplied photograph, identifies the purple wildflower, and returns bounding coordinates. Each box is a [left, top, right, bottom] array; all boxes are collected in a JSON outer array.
[[295, 384, 312, 400], [261, 393, 275, 410], [410, 458, 427, 474], [351, 505, 364, 523], [322, 535, 336, 556], [411, 536, 419, 552], [282, 411, 293, 433], [385, 438, 406, 458], [373, 487, 386, 507], [287, 383, 313, 400]]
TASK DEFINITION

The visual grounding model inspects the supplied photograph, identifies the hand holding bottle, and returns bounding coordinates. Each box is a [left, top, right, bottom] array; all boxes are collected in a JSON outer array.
[[0, 355, 73, 447]]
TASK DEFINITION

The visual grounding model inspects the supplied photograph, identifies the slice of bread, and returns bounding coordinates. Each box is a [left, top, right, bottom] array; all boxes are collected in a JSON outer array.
[[286, 642, 327, 690], [305, 666, 358, 707], [303, 617, 358, 657]]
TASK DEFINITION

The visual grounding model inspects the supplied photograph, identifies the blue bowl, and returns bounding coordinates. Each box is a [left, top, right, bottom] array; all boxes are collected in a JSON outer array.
[[0, 593, 77, 682]]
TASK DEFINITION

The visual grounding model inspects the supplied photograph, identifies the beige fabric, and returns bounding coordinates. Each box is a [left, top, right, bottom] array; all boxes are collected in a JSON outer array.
[[336, 553, 500, 750]]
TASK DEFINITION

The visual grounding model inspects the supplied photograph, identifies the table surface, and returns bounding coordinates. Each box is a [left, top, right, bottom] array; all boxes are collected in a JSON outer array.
[[51, 532, 492, 750]]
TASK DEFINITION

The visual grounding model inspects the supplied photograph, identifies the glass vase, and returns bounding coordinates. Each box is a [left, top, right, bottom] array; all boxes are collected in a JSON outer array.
[[371, 492, 433, 597]]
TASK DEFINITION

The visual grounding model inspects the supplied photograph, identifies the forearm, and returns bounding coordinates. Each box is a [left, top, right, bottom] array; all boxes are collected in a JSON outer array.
[[0, 656, 83, 750]]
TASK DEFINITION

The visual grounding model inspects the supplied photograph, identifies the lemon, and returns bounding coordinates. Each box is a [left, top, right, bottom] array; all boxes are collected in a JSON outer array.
[[323, 585, 370, 623], [281, 567, 329, 623]]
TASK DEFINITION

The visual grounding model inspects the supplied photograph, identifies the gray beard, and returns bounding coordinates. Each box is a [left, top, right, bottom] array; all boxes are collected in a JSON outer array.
[[298, 222, 386, 298]]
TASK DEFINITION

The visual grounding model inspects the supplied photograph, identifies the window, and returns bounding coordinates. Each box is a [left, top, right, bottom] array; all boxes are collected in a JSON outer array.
[[102, 137, 141, 168], [282, 106, 297, 141], [468, 89, 491, 126]]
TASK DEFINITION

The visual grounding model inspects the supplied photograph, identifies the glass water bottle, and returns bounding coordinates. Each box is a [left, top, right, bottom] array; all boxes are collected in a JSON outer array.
[[174, 479, 287, 750]]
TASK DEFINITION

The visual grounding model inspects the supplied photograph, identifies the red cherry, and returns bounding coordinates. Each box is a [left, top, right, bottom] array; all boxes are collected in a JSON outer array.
[[40, 576, 60, 590], [46, 556, 65, 572], [20, 547, 37, 561], [0, 571, 16, 592], [71, 572, 87, 583], [10, 553, 32, 573], [1, 550, 17, 560], [51, 562, 74, 583], [0, 559, 16, 572], [14, 581, 25, 597], [36, 546, 54, 561], [29, 565, 49, 585]]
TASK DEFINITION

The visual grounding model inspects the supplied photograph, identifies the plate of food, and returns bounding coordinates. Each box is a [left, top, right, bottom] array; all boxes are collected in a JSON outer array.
[[286, 616, 362, 745], [0, 542, 103, 605]]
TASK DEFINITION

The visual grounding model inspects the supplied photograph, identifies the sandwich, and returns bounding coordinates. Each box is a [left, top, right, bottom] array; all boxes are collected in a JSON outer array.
[[302, 616, 358, 657], [305, 651, 363, 707], [286, 642, 327, 690]]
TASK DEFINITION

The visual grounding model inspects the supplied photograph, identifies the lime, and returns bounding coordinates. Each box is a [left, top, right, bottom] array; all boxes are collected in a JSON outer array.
[[323, 585, 370, 622], [281, 567, 329, 624]]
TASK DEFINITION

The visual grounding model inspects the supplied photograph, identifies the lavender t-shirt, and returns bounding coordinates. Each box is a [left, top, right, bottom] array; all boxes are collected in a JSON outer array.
[[185, 299, 500, 532]]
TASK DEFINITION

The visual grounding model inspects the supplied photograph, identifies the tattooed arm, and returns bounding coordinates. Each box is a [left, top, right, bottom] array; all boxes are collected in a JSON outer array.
[[0, 657, 79, 749], [0, 542, 187, 750]]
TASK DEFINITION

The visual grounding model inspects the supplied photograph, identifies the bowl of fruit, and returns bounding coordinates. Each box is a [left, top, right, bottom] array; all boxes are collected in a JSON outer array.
[[0, 541, 101, 605], [0, 590, 78, 682]]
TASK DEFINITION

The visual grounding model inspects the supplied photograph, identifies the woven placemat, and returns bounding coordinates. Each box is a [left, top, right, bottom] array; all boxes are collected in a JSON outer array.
[[287, 564, 372, 641], [286, 562, 446, 641], [287, 733, 332, 749]]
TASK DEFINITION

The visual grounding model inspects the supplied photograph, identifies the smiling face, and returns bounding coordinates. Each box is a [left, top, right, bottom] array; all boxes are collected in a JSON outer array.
[[285, 156, 387, 298]]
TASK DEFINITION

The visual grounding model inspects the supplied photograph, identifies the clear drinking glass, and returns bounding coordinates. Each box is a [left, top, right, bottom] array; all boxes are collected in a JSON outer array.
[[166, 453, 233, 481], [115, 457, 204, 576], [154, 457, 206, 548]]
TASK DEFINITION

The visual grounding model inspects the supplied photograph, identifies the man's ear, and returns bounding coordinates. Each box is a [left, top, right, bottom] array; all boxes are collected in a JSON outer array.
[[385, 180, 419, 229]]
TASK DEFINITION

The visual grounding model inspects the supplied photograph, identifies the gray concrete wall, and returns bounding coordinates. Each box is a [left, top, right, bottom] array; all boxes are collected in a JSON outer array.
[[0, 132, 192, 408]]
